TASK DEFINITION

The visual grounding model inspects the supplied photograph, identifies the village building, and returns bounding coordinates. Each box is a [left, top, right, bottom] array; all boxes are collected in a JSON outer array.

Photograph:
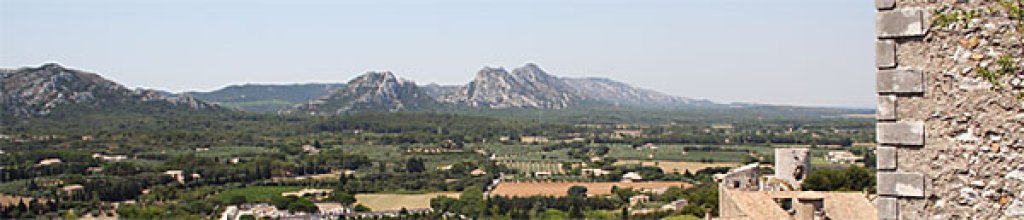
[[716, 148, 877, 219], [718, 189, 876, 220], [773, 148, 811, 188], [714, 164, 760, 191], [661, 199, 688, 211], [629, 195, 650, 206]]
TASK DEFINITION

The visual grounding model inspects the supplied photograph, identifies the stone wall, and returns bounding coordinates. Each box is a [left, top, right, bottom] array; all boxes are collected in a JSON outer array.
[[874, 0, 1024, 219], [774, 148, 811, 188]]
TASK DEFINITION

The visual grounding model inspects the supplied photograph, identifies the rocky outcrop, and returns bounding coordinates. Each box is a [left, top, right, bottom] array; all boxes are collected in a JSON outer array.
[[562, 77, 711, 107], [1, 63, 218, 117], [444, 64, 583, 109], [288, 71, 439, 114]]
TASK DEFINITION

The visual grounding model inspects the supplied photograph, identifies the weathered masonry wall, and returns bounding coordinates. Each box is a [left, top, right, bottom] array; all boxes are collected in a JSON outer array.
[[875, 0, 1024, 219]]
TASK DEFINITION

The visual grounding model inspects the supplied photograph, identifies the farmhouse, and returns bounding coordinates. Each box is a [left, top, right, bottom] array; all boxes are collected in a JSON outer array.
[[613, 129, 643, 138], [302, 145, 320, 155], [621, 172, 643, 183], [581, 168, 610, 177], [826, 151, 863, 165], [628, 195, 650, 206], [661, 199, 688, 211], [520, 136, 549, 144], [62, 184, 84, 192], [92, 153, 127, 162], [533, 171, 553, 178], [280, 189, 331, 197], [37, 158, 62, 166]]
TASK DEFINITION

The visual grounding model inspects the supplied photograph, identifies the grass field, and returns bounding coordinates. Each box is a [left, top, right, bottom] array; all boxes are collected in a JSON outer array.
[[214, 186, 311, 203], [490, 181, 690, 197], [613, 160, 741, 173], [355, 192, 460, 211], [605, 144, 761, 163]]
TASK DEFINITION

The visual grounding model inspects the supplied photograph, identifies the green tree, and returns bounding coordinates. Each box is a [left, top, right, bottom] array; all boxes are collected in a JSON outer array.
[[567, 186, 588, 198], [330, 191, 356, 206], [460, 186, 485, 218], [406, 157, 426, 173], [228, 195, 247, 205]]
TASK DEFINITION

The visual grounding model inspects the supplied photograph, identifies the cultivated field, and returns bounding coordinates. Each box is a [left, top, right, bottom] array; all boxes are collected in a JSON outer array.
[[613, 160, 741, 173], [498, 161, 566, 175], [0, 194, 33, 206], [214, 186, 309, 203], [355, 192, 460, 211], [490, 181, 690, 197]]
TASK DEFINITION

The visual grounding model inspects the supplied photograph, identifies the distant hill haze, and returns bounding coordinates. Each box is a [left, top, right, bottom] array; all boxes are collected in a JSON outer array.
[[1, 63, 219, 118], [185, 83, 345, 112]]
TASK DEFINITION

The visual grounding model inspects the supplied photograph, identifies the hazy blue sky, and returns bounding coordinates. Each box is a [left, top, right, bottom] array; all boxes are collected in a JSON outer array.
[[0, 0, 874, 108]]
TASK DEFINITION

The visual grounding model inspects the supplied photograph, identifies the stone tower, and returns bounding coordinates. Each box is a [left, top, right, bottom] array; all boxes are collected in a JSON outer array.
[[775, 148, 811, 189]]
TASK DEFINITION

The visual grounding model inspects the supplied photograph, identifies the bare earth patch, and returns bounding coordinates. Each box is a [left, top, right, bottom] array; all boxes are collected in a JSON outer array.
[[355, 192, 460, 211]]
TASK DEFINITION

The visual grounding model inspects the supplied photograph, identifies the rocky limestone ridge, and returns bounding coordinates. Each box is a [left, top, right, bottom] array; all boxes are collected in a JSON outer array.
[[1, 63, 219, 117], [444, 64, 583, 109], [288, 71, 439, 115], [561, 77, 713, 107], [292, 63, 712, 114]]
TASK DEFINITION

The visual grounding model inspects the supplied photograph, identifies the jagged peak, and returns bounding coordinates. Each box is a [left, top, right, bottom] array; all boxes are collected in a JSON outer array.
[[510, 63, 552, 79], [38, 62, 67, 71]]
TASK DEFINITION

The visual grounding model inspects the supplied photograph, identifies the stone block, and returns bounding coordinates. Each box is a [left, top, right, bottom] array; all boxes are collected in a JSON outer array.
[[877, 69, 924, 94], [877, 146, 897, 170], [878, 172, 925, 197], [876, 197, 898, 220], [877, 9, 926, 38], [877, 122, 925, 145], [877, 40, 896, 68], [877, 95, 897, 120], [876, 0, 896, 10]]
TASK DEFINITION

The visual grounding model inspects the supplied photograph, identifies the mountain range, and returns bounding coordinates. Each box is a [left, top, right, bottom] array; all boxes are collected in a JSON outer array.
[[285, 63, 713, 114], [1, 63, 219, 118], [2, 63, 716, 117]]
